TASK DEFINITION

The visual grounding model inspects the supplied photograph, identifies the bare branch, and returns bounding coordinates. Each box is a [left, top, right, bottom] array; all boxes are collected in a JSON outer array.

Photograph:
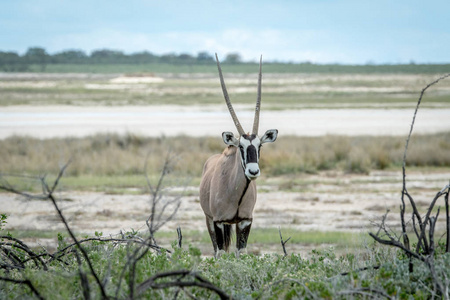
[[134, 270, 235, 300], [278, 227, 291, 258], [144, 151, 183, 245], [0, 239, 47, 270], [51, 236, 168, 263], [255, 278, 316, 300], [49, 159, 71, 194], [75, 249, 91, 300], [445, 184, 450, 253], [402, 73, 450, 177], [47, 191, 109, 298], [416, 189, 448, 254], [368, 232, 424, 262], [0, 176, 48, 200], [177, 226, 183, 248], [400, 73, 450, 255], [338, 287, 393, 299], [0, 276, 44, 300], [339, 265, 380, 277], [370, 74, 450, 294], [0, 161, 109, 299]]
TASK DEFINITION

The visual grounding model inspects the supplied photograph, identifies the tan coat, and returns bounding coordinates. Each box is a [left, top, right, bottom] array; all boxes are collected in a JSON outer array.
[[200, 145, 256, 224]]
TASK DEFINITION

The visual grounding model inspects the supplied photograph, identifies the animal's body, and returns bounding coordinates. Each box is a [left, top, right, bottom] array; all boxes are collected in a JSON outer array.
[[200, 54, 278, 257]]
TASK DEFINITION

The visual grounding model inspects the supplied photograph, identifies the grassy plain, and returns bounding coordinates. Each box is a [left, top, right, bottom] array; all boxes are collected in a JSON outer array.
[[1, 72, 450, 108], [29, 62, 450, 74], [1, 68, 450, 298]]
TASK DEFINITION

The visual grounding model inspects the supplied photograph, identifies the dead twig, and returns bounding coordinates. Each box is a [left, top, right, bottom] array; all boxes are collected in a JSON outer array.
[[338, 287, 392, 299], [0, 276, 44, 300], [370, 73, 450, 298], [144, 151, 182, 246], [416, 189, 448, 254], [401, 73, 450, 255], [133, 270, 235, 300], [0, 162, 109, 299], [51, 236, 168, 263], [75, 249, 91, 300], [445, 183, 450, 252], [0, 238, 47, 270], [255, 278, 316, 300], [278, 227, 291, 258], [177, 226, 183, 249], [369, 232, 424, 262], [42, 164, 109, 299], [339, 265, 381, 277]]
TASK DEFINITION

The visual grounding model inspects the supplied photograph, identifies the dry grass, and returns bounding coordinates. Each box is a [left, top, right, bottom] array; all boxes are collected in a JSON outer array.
[[1, 133, 449, 180], [1, 72, 450, 108]]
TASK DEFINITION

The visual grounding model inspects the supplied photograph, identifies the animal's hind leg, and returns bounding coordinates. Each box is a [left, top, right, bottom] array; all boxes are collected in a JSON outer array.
[[236, 219, 252, 257], [205, 216, 217, 255]]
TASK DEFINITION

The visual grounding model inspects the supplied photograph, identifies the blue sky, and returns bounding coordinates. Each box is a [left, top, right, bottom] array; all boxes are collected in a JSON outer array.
[[1, 0, 449, 64]]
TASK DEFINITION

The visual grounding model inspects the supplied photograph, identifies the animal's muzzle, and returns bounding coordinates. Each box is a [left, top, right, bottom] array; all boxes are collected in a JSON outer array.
[[245, 163, 260, 179]]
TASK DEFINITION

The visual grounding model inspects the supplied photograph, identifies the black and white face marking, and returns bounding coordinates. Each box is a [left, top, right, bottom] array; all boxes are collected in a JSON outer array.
[[239, 134, 261, 180], [222, 129, 278, 180]]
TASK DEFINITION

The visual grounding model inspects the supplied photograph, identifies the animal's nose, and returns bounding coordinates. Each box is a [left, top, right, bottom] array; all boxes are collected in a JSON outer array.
[[245, 163, 260, 179], [249, 169, 259, 176]]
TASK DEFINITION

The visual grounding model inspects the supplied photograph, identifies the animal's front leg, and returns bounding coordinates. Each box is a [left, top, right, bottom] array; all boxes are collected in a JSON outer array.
[[213, 221, 231, 258], [236, 219, 252, 257], [214, 222, 225, 253], [205, 216, 217, 254]]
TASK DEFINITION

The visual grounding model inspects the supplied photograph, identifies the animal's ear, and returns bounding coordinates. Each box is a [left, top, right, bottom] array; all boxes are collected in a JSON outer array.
[[260, 129, 278, 144], [222, 131, 239, 147]]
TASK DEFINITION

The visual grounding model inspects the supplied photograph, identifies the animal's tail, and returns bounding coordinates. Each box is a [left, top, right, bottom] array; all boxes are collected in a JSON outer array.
[[223, 224, 232, 252]]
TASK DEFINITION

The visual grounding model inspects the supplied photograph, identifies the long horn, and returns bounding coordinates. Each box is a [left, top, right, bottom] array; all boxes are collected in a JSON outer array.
[[215, 53, 245, 136], [252, 55, 262, 135]]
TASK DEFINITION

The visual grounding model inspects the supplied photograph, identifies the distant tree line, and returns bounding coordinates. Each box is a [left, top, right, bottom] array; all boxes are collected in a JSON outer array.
[[2, 47, 449, 74], [0, 47, 244, 71]]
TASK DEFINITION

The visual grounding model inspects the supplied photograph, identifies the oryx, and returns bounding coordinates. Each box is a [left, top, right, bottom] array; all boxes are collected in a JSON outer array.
[[200, 54, 278, 258]]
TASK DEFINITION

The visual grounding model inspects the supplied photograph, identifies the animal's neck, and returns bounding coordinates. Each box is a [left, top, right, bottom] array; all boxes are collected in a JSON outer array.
[[220, 146, 251, 195], [230, 146, 249, 190]]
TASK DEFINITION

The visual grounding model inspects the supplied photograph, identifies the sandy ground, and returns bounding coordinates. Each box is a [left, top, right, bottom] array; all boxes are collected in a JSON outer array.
[[1, 105, 450, 139], [2, 170, 449, 256]]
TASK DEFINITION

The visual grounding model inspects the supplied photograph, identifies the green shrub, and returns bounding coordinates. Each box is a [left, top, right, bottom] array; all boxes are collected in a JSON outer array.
[[3, 235, 450, 299]]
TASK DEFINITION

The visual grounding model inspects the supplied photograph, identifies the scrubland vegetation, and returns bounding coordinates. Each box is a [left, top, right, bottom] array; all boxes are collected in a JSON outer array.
[[1, 133, 449, 187], [1, 62, 450, 297], [3, 230, 450, 299], [2, 197, 450, 299]]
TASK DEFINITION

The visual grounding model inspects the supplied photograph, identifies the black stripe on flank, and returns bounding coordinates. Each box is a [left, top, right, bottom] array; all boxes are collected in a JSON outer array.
[[232, 177, 251, 223], [238, 177, 251, 207]]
